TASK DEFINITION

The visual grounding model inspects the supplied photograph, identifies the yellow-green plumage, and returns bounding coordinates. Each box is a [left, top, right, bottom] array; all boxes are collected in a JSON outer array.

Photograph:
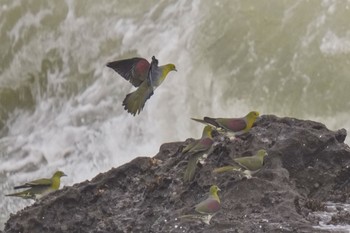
[[212, 165, 243, 174], [6, 171, 67, 200], [107, 56, 176, 116], [195, 185, 221, 215], [183, 126, 214, 182], [179, 185, 221, 225], [123, 62, 176, 115], [183, 153, 203, 182], [234, 149, 267, 171], [191, 111, 260, 135], [122, 81, 154, 115], [213, 150, 267, 178]]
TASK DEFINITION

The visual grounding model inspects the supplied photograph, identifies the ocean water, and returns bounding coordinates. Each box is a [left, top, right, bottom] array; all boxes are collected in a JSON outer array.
[[1, 0, 350, 229]]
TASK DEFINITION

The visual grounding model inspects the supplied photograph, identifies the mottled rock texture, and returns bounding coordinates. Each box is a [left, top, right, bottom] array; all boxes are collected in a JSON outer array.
[[4, 115, 350, 233]]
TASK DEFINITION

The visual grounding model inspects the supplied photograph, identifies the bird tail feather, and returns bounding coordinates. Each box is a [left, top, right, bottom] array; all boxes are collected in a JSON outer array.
[[191, 118, 208, 125], [183, 154, 202, 182], [14, 184, 31, 189], [122, 84, 154, 116], [203, 117, 220, 128], [5, 190, 35, 199], [212, 165, 242, 174]]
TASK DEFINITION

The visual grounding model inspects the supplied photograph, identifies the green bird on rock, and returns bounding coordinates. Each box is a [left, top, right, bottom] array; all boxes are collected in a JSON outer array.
[[183, 126, 214, 182], [214, 149, 268, 179], [195, 185, 221, 215], [191, 111, 260, 136], [180, 185, 221, 225], [107, 56, 177, 116], [6, 171, 67, 200]]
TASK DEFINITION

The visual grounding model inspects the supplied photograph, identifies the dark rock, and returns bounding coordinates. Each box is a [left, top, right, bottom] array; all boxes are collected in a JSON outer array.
[[330, 210, 350, 225], [3, 115, 350, 233]]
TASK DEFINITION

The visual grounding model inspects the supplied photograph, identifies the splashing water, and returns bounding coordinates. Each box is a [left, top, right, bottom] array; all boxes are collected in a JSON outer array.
[[1, 0, 350, 229]]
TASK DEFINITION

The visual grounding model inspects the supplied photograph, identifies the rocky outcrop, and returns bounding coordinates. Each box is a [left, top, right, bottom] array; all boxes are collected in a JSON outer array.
[[3, 115, 350, 233]]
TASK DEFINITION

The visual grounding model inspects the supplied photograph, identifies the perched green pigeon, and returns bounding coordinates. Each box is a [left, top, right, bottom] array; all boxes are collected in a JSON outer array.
[[191, 111, 260, 136], [183, 126, 214, 182], [214, 149, 268, 179], [106, 56, 177, 116], [180, 185, 221, 225], [195, 185, 221, 215], [6, 171, 67, 200]]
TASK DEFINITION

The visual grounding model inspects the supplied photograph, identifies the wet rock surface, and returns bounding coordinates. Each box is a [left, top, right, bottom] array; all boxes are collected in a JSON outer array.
[[3, 115, 350, 233]]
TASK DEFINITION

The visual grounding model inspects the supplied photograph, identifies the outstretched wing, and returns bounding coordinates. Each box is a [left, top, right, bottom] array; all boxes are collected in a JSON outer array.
[[106, 57, 150, 87]]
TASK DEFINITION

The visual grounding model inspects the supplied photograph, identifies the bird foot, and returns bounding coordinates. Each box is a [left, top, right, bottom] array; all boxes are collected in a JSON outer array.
[[242, 170, 253, 179]]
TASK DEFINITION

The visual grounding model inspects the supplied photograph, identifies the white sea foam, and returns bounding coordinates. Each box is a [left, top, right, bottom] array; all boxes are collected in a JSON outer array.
[[1, 0, 350, 231], [0, 1, 207, 227], [320, 31, 350, 55], [312, 202, 350, 232]]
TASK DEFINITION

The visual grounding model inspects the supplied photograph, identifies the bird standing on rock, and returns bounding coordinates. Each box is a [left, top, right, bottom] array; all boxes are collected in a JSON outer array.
[[195, 185, 221, 215], [5, 171, 67, 200], [214, 149, 268, 179], [180, 185, 221, 225], [106, 56, 177, 116], [183, 126, 214, 182], [191, 111, 260, 136]]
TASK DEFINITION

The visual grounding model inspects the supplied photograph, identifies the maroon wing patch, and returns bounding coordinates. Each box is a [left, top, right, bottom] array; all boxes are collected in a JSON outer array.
[[106, 57, 150, 87]]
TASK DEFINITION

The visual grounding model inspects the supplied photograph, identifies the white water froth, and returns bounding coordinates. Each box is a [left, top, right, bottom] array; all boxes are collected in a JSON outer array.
[[312, 202, 350, 232], [0, 0, 230, 228], [1, 0, 350, 230], [320, 31, 350, 55]]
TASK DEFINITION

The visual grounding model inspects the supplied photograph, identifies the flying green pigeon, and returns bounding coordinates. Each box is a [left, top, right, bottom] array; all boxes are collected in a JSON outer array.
[[191, 111, 260, 136], [214, 149, 268, 179], [183, 126, 214, 182], [106, 56, 177, 116], [179, 185, 221, 225], [6, 171, 67, 200]]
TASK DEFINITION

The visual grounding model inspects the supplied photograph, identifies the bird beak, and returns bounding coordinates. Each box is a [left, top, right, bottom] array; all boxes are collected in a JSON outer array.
[[218, 188, 221, 191], [62, 173, 67, 177], [174, 68, 177, 72]]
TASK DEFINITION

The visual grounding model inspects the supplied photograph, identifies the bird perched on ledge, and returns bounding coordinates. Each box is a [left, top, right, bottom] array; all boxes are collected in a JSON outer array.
[[5, 171, 67, 200], [191, 111, 260, 136], [183, 125, 214, 182], [106, 56, 177, 116], [195, 185, 221, 215], [179, 185, 221, 224], [213, 149, 268, 179]]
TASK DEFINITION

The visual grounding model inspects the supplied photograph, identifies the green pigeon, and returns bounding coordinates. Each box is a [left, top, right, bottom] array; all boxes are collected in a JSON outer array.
[[180, 185, 221, 225], [6, 171, 67, 200], [183, 126, 214, 182], [106, 56, 177, 116], [195, 185, 221, 215], [226, 149, 268, 179], [191, 111, 260, 136]]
